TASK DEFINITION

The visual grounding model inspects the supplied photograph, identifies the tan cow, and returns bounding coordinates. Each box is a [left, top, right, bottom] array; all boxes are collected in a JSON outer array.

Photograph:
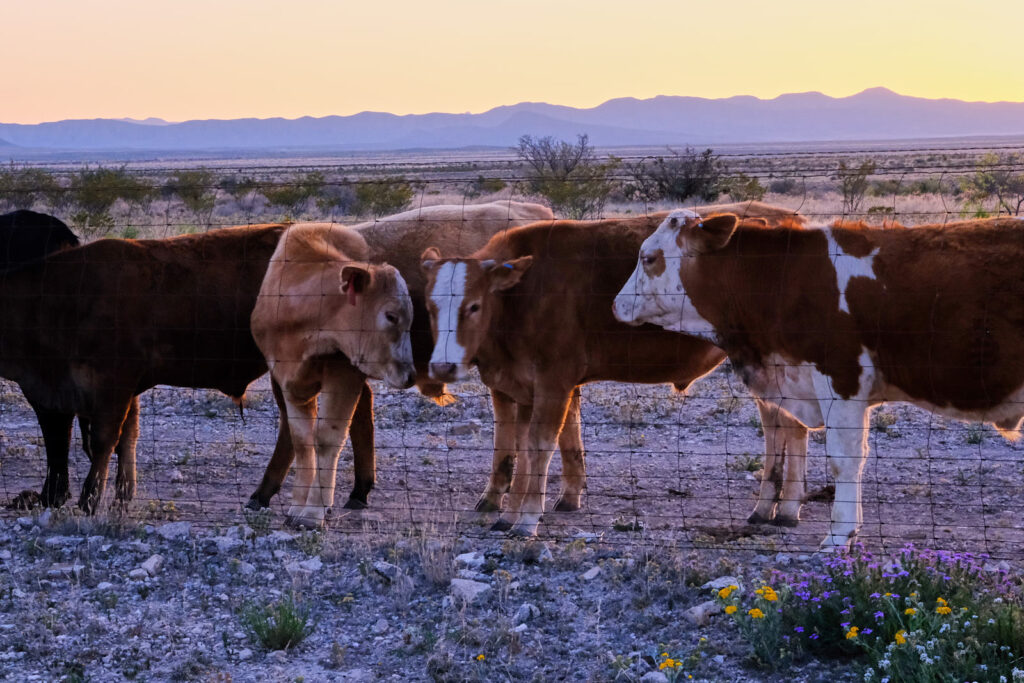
[[251, 223, 415, 528], [614, 211, 1024, 548], [421, 206, 810, 536]]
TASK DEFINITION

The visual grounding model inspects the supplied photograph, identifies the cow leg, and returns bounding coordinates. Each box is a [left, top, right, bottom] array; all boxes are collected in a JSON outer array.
[[283, 391, 318, 525], [774, 412, 809, 526], [476, 391, 517, 513], [344, 382, 375, 510], [748, 400, 784, 525], [820, 400, 870, 549], [509, 386, 573, 537], [247, 378, 294, 510], [113, 397, 140, 507], [79, 404, 133, 514], [491, 401, 532, 532], [290, 361, 364, 528], [30, 403, 74, 508], [553, 386, 585, 512]]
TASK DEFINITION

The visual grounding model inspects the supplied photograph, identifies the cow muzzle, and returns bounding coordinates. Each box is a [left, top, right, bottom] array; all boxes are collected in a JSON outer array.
[[385, 363, 416, 390]]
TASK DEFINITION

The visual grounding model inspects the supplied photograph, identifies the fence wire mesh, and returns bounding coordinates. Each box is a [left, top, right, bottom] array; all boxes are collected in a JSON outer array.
[[1, 145, 1023, 560]]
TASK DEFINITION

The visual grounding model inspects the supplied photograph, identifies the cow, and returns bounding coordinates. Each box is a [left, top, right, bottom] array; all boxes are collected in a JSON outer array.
[[421, 205, 810, 537], [251, 223, 415, 528], [0, 224, 303, 513], [613, 210, 1024, 548], [247, 201, 594, 514]]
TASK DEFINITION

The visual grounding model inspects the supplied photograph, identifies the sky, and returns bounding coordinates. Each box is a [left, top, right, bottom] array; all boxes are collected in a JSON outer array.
[[5, 0, 1023, 124]]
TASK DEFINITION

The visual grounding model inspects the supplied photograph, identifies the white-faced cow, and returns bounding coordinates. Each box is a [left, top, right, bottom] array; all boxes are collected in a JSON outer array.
[[251, 223, 415, 528], [614, 211, 1024, 548], [422, 204, 810, 537]]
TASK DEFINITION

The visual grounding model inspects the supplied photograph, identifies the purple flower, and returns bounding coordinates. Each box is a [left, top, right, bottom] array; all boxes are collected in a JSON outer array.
[[874, 611, 885, 620], [810, 633, 820, 640], [870, 593, 881, 599], [794, 626, 805, 633], [841, 622, 850, 629], [862, 628, 873, 635]]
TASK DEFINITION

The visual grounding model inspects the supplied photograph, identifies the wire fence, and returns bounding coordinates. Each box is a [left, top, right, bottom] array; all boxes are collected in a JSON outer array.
[[0, 147, 1022, 559]]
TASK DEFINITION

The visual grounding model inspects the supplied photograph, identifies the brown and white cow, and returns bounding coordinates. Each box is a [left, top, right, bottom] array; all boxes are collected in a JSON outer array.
[[614, 211, 1024, 548], [421, 206, 810, 537], [251, 223, 415, 528]]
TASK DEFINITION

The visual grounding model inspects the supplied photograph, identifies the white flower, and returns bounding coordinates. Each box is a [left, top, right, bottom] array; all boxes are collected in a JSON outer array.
[[879, 659, 891, 671], [940, 623, 950, 633]]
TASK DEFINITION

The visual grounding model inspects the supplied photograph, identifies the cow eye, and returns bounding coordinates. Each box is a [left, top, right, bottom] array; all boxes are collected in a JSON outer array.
[[385, 312, 399, 325], [642, 253, 658, 267], [467, 302, 481, 314]]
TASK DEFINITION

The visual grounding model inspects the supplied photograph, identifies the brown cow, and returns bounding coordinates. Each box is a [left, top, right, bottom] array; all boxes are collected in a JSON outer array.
[[421, 207, 810, 536], [251, 223, 414, 528], [614, 211, 1024, 548], [0, 225, 299, 512], [249, 202, 594, 513]]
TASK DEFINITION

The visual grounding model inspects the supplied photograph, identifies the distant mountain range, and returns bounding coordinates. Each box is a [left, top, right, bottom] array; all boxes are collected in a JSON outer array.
[[3, 88, 1024, 153]]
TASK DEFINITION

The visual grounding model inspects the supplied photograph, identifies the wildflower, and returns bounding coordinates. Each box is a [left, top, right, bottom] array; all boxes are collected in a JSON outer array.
[[476, 654, 485, 661], [659, 658, 680, 670], [724, 605, 737, 615], [809, 633, 820, 640], [718, 585, 737, 599], [794, 626, 804, 633], [846, 626, 860, 640], [936, 605, 952, 615], [905, 608, 917, 616], [862, 628, 873, 635], [894, 630, 907, 645], [936, 597, 948, 606], [748, 608, 765, 619], [874, 611, 885, 620]]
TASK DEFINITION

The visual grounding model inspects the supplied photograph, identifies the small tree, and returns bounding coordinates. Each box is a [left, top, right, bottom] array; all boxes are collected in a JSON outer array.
[[352, 176, 415, 218], [624, 147, 726, 204], [314, 178, 357, 217], [725, 172, 766, 201], [0, 165, 65, 211], [462, 175, 507, 200], [516, 134, 619, 219], [262, 171, 326, 219], [69, 165, 153, 236], [219, 175, 259, 203], [166, 168, 217, 228], [835, 159, 876, 215], [960, 153, 1024, 216]]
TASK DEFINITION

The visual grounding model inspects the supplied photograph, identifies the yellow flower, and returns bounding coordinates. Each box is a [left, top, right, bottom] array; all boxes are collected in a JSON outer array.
[[904, 608, 917, 616], [725, 605, 738, 615], [748, 608, 765, 619], [910, 592, 918, 598], [718, 585, 737, 599], [755, 588, 764, 595], [884, 592, 893, 597], [659, 658, 679, 670], [846, 626, 859, 640], [764, 590, 779, 602], [936, 597, 948, 606], [660, 653, 669, 658], [894, 630, 907, 645], [936, 606, 952, 615], [476, 654, 485, 661]]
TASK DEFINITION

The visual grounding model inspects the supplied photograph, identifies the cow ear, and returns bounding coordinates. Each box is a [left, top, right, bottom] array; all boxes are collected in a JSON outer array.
[[341, 264, 370, 305], [420, 247, 442, 272], [692, 214, 739, 252], [486, 256, 533, 292]]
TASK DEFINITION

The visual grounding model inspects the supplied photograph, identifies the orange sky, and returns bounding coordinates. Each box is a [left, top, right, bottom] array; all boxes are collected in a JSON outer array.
[[5, 0, 1023, 124]]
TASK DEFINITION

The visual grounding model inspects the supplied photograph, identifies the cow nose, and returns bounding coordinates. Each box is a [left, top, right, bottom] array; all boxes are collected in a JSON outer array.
[[430, 362, 457, 381]]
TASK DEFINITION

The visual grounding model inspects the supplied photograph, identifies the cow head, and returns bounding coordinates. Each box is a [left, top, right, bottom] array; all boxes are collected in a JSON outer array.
[[420, 247, 532, 382], [613, 209, 738, 338], [341, 263, 416, 389]]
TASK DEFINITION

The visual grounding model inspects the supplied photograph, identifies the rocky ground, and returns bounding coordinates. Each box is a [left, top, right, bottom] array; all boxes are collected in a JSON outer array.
[[2, 365, 1023, 681]]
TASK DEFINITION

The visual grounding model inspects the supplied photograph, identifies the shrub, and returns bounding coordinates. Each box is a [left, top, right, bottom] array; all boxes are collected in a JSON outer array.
[[69, 165, 153, 236], [165, 168, 217, 227], [835, 158, 876, 215], [240, 593, 315, 651], [516, 134, 618, 219], [353, 176, 415, 218], [725, 172, 766, 201], [768, 177, 801, 195], [261, 171, 325, 218], [624, 147, 726, 204], [960, 153, 1024, 216], [463, 175, 507, 199], [0, 165, 65, 210]]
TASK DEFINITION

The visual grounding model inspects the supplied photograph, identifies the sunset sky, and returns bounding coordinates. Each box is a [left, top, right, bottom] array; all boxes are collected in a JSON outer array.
[[5, 0, 1023, 124]]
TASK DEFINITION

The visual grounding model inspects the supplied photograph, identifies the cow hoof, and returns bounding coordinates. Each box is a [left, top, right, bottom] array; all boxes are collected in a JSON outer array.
[[553, 498, 580, 513], [490, 518, 513, 533], [343, 497, 367, 510], [475, 497, 501, 513], [747, 511, 772, 525], [770, 515, 799, 528], [508, 524, 538, 538], [244, 497, 267, 512], [286, 506, 326, 530]]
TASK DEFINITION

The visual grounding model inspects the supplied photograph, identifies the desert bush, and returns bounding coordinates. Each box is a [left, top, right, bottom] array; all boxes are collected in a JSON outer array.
[[314, 178, 357, 216], [624, 146, 726, 205], [165, 168, 217, 228], [463, 175, 507, 199], [353, 176, 415, 218], [835, 158, 876, 215], [516, 134, 619, 219], [218, 175, 259, 203], [960, 153, 1024, 216], [69, 165, 153, 236], [768, 177, 801, 195], [0, 165, 65, 210], [261, 171, 325, 218], [240, 593, 315, 651], [725, 172, 766, 201]]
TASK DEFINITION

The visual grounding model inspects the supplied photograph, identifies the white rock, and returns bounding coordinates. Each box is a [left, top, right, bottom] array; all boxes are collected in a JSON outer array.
[[713, 654, 725, 664], [141, 554, 164, 576], [774, 552, 792, 566], [96, 582, 114, 591], [455, 551, 485, 569], [156, 521, 191, 541], [237, 561, 256, 576], [537, 545, 554, 563], [238, 648, 253, 662], [36, 509, 52, 526], [0, 550, 11, 561], [372, 617, 389, 635], [373, 561, 400, 581], [450, 578, 492, 605], [44, 535, 83, 548], [513, 623, 528, 633], [582, 566, 601, 581], [702, 576, 743, 592], [128, 568, 148, 581], [210, 536, 243, 553], [514, 603, 540, 624], [682, 599, 722, 626], [299, 557, 322, 572], [640, 672, 668, 683], [47, 562, 85, 579], [17, 517, 33, 529]]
